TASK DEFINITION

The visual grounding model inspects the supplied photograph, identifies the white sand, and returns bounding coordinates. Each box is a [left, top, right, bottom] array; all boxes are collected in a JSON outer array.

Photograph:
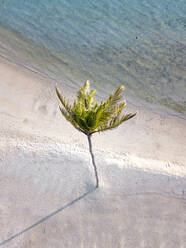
[[0, 56, 186, 248]]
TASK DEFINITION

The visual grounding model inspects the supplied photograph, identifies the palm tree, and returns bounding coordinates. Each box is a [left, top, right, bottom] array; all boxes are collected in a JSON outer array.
[[56, 80, 137, 188]]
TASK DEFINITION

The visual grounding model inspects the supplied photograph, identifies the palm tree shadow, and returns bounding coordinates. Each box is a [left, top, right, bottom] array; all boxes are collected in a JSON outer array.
[[0, 187, 96, 247]]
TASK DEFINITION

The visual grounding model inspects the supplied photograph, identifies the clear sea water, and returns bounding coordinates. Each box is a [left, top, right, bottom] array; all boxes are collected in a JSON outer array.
[[0, 0, 185, 113]]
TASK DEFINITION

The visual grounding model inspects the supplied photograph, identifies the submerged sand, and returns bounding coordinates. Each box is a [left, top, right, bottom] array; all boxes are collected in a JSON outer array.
[[0, 56, 186, 247]]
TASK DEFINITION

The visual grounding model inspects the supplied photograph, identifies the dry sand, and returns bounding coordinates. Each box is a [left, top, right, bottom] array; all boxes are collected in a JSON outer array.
[[0, 56, 186, 248]]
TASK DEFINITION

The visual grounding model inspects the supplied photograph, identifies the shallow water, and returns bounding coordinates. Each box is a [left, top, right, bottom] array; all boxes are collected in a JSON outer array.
[[0, 0, 185, 113]]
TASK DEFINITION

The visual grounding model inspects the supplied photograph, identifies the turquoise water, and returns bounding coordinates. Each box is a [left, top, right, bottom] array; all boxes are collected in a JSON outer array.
[[0, 0, 186, 113]]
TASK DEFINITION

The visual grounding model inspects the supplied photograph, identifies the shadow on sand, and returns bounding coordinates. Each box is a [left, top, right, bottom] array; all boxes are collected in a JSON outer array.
[[1, 187, 185, 247], [0, 188, 96, 246]]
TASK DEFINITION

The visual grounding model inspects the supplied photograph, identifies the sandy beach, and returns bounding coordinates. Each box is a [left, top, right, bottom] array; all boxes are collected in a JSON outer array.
[[0, 56, 186, 247]]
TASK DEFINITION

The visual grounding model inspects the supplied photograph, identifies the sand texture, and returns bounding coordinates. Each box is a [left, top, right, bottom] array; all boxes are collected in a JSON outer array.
[[0, 56, 186, 248]]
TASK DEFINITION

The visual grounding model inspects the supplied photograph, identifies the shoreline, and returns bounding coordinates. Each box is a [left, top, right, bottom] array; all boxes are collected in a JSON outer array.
[[0, 50, 185, 121], [0, 22, 186, 115]]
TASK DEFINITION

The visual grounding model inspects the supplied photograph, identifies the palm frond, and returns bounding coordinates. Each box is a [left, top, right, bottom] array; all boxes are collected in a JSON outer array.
[[56, 87, 72, 114], [98, 112, 137, 132], [56, 81, 137, 135], [59, 106, 86, 134]]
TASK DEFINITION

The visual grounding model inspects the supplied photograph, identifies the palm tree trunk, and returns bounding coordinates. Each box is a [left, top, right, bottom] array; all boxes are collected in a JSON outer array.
[[87, 134, 99, 188]]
